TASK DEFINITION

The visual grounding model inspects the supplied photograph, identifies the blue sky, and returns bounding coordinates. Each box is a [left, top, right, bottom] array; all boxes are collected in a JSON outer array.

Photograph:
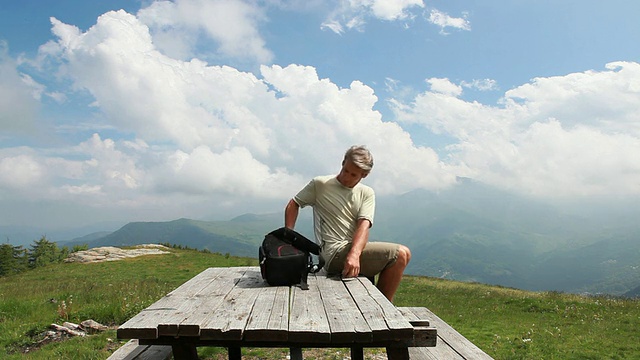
[[1, 0, 639, 230]]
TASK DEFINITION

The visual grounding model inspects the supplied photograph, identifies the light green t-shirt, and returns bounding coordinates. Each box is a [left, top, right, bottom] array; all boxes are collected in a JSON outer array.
[[293, 175, 375, 267]]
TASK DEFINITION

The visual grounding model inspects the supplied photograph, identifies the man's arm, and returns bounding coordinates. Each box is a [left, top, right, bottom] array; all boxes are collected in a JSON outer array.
[[342, 218, 371, 278], [284, 199, 300, 229]]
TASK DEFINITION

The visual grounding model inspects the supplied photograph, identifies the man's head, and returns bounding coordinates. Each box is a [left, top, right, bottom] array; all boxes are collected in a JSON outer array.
[[343, 145, 374, 173], [337, 145, 373, 188]]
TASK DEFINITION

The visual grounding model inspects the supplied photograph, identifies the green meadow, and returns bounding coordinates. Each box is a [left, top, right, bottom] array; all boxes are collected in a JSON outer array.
[[1, 248, 638, 359]]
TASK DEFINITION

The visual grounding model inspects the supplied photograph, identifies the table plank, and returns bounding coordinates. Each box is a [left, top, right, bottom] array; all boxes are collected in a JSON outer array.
[[199, 268, 264, 340], [178, 267, 253, 337], [118, 267, 239, 339], [244, 285, 289, 342], [316, 275, 372, 343], [166, 267, 225, 296], [288, 273, 331, 343], [156, 268, 232, 336], [356, 276, 413, 341], [148, 267, 248, 336], [343, 277, 393, 341], [402, 307, 492, 359]]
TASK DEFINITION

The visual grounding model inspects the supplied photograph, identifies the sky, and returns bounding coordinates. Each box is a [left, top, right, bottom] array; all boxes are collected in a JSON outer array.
[[1, 0, 639, 231]]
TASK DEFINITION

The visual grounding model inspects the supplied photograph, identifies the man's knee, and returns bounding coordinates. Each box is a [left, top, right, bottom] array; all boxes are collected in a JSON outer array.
[[397, 245, 411, 267]]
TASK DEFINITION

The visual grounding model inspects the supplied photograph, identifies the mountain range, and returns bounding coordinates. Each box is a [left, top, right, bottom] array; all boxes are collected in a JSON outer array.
[[7, 178, 640, 297]]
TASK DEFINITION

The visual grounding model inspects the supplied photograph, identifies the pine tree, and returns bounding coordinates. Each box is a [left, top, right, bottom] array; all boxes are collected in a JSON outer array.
[[28, 236, 64, 268], [0, 243, 27, 276]]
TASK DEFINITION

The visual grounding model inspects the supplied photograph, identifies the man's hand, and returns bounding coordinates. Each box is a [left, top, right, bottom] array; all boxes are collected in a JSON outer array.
[[342, 218, 370, 278], [342, 252, 361, 278]]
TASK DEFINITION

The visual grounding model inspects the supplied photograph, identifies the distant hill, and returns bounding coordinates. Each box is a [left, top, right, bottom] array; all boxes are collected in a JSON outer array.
[[59, 178, 640, 296], [372, 180, 640, 296], [624, 285, 640, 298], [65, 218, 261, 257], [1, 221, 124, 246], [69, 231, 113, 244], [63, 212, 314, 257]]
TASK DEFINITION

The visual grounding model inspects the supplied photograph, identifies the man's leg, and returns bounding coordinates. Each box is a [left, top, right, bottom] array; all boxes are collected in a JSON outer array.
[[337, 242, 411, 302], [376, 245, 411, 302]]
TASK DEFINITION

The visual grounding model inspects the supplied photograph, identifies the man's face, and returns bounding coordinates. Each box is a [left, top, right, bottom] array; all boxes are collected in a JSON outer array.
[[337, 160, 368, 188]]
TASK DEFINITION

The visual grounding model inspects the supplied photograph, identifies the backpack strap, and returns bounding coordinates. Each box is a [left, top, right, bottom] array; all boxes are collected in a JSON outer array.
[[269, 227, 321, 255], [299, 269, 310, 290]]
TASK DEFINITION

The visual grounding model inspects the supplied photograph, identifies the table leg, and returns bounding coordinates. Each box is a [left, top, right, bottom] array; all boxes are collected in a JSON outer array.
[[386, 346, 409, 360], [351, 346, 364, 360], [171, 343, 199, 360], [290, 347, 303, 360], [228, 347, 241, 360]]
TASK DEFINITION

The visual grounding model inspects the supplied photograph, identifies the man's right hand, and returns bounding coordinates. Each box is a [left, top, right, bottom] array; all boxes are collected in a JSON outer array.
[[342, 251, 361, 278]]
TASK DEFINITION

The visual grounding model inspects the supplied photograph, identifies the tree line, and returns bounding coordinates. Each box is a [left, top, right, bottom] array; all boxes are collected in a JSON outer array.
[[0, 236, 87, 276]]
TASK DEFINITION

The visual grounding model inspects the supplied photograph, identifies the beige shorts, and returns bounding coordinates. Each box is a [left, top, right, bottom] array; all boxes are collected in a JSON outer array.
[[326, 241, 400, 277]]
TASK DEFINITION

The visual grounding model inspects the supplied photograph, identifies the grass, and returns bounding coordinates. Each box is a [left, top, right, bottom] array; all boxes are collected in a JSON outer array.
[[0, 249, 255, 359], [396, 276, 640, 360], [0, 248, 638, 359]]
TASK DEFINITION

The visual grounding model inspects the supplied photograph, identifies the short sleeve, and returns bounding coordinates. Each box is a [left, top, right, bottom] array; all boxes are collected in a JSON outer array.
[[293, 179, 317, 208], [358, 186, 375, 227]]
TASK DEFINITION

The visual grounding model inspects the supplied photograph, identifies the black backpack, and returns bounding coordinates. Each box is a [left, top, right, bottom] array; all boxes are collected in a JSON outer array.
[[259, 227, 324, 290]]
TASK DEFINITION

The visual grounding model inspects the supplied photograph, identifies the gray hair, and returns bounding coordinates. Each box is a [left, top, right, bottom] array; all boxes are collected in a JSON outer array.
[[343, 145, 374, 173]]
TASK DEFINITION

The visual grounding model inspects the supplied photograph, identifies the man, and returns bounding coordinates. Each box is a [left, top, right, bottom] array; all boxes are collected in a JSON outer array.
[[284, 145, 411, 301]]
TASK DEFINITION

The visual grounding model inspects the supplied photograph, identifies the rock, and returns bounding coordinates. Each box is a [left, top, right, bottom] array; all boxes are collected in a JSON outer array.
[[81, 319, 108, 333], [50, 323, 85, 337], [64, 244, 170, 263], [48, 319, 108, 338], [63, 321, 80, 330]]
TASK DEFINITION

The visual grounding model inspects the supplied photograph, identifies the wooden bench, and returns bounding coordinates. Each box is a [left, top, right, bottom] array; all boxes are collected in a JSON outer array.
[[107, 339, 173, 360], [398, 307, 494, 360]]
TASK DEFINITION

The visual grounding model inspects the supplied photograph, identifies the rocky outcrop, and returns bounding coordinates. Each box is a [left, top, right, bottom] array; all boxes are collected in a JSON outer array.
[[65, 244, 170, 263]]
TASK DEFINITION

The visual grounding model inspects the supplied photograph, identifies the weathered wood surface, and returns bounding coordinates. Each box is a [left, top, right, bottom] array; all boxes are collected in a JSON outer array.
[[173, 267, 249, 337], [315, 275, 371, 342], [343, 277, 394, 341], [243, 285, 289, 341], [117, 266, 438, 359], [107, 339, 172, 360], [358, 277, 414, 340], [289, 273, 331, 343], [117, 267, 250, 339], [199, 268, 264, 340], [399, 307, 494, 360]]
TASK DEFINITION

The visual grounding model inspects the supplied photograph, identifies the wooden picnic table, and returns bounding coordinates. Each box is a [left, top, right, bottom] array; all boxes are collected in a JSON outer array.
[[116, 266, 436, 359]]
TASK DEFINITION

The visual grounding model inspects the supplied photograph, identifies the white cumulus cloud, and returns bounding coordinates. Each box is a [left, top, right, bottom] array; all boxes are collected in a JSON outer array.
[[2, 9, 455, 223], [1, 2, 638, 229], [426, 77, 463, 96], [428, 9, 471, 34], [391, 61, 640, 198], [137, 0, 273, 63], [321, 0, 425, 34], [0, 44, 40, 136]]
